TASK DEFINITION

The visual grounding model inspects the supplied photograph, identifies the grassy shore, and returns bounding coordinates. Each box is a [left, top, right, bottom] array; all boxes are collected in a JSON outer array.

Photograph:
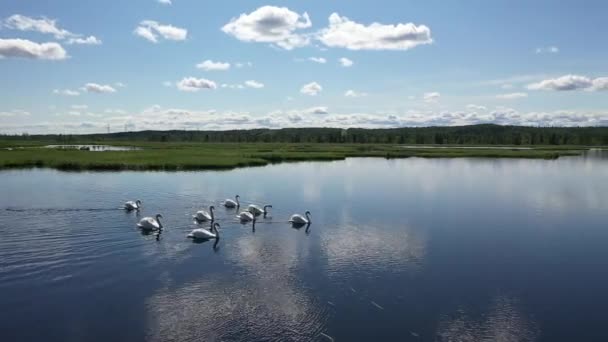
[[0, 141, 589, 171]]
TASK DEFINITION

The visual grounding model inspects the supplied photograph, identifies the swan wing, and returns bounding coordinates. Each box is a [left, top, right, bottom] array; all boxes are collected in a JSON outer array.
[[289, 214, 307, 223]]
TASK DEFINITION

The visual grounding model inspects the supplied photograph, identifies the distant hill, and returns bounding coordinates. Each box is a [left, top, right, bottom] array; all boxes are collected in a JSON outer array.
[[3, 124, 608, 145]]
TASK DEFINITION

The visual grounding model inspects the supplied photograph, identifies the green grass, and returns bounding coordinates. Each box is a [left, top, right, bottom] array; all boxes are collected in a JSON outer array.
[[0, 142, 586, 171]]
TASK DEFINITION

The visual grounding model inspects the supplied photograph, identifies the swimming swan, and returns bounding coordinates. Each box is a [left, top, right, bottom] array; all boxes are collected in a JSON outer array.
[[224, 195, 240, 208], [289, 211, 311, 225], [248, 204, 272, 216], [124, 200, 142, 210], [137, 214, 163, 231], [188, 222, 220, 240], [238, 210, 255, 222], [194, 206, 215, 222]]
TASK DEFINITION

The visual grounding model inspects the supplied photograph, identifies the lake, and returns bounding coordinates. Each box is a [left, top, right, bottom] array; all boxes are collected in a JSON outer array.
[[1, 153, 607, 341]]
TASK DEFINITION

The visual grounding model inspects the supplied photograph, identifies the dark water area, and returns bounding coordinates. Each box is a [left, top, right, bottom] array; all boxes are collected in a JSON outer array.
[[1, 153, 607, 341]]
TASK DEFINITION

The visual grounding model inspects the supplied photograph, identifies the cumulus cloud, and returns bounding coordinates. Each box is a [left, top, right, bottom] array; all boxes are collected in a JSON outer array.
[[53, 89, 80, 96], [157, 0, 172, 4], [244, 80, 264, 88], [308, 57, 326, 64], [3, 14, 101, 45], [344, 90, 367, 97], [300, 81, 322, 96], [221, 6, 312, 50], [528, 74, 608, 91], [496, 92, 528, 99], [177, 77, 217, 91], [4, 105, 608, 135], [423, 92, 440, 102], [535, 46, 559, 54], [0, 38, 67, 60], [339, 57, 354, 67], [318, 13, 432, 50], [134, 20, 187, 42], [593, 77, 608, 91], [83, 83, 117, 93], [196, 59, 231, 71]]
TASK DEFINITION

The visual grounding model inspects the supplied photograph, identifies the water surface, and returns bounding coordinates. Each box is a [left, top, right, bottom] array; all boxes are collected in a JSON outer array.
[[1, 154, 607, 341]]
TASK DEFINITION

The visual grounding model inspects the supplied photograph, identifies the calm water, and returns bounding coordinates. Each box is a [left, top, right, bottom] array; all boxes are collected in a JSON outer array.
[[1, 154, 607, 341], [43, 144, 142, 151]]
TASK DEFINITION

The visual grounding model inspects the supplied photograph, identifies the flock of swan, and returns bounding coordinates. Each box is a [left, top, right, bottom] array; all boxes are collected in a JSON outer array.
[[125, 195, 312, 242]]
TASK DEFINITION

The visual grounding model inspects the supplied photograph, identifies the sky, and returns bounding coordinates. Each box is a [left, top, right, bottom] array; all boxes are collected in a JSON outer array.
[[0, 0, 607, 134]]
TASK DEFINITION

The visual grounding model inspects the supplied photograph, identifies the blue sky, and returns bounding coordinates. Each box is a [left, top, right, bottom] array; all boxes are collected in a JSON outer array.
[[1, 0, 607, 133]]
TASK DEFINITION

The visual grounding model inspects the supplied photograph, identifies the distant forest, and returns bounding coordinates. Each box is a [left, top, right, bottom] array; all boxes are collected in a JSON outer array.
[[3, 124, 608, 145]]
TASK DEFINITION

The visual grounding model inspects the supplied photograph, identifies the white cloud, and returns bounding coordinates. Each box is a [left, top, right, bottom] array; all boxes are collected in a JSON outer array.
[[308, 57, 326, 64], [0, 38, 67, 60], [0, 109, 30, 118], [344, 90, 367, 97], [423, 92, 440, 102], [527, 74, 608, 91], [244, 80, 264, 89], [235, 61, 253, 68], [4, 14, 71, 39], [591, 77, 608, 91], [134, 26, 158, 43], [339, 57, 354, 67], [83, 83, 117, 93], [53, 89, 80, 96], [466, 104, 487, 111], [535, 46, 559, 54], [300, 81, 322, 96], [318, 13, 432, 50], [4, 105, 608, 134], [157, 0, 172, 5], [177, 77, 217, 92], [221, 6, 312, 50], [4, 15, 101, 46], [66, 36, 102, 45], [496, 92, 528, 99], [196, 59, 231, 71], [307, 106, 329, 115], [134, 20, 187, 42], [114, 82, 126, 88]]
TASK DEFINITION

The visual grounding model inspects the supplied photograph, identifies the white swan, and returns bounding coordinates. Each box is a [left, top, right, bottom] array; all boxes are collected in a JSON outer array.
[[248, 204, 272, 216], [137, 214, 163, 231], [237, 210, 255, 222], [188, 222, 220, 240], [193, 206, 215, 222], [289, 211, 311, 224], [124, 200, 141, 210], [224, 195, 240, 208]]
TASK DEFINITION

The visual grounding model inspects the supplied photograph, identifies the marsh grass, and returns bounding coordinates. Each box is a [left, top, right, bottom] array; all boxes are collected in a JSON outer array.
[[0, 142, 585, 171]]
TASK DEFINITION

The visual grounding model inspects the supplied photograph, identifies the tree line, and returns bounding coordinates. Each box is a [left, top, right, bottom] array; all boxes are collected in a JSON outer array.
[[3, 124, 608, 145]]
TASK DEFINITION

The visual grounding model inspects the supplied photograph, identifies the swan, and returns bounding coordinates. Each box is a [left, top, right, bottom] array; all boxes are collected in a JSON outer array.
[[223, 195, 240, 208], [137, 214, 163, 231], [188, 222, 220, 240], [237, 210, 255, 222], [124, 200, 142, 210], [248, 204, 272, 216], [193, 206, 214, 222], [289, 211, 311, 225]]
